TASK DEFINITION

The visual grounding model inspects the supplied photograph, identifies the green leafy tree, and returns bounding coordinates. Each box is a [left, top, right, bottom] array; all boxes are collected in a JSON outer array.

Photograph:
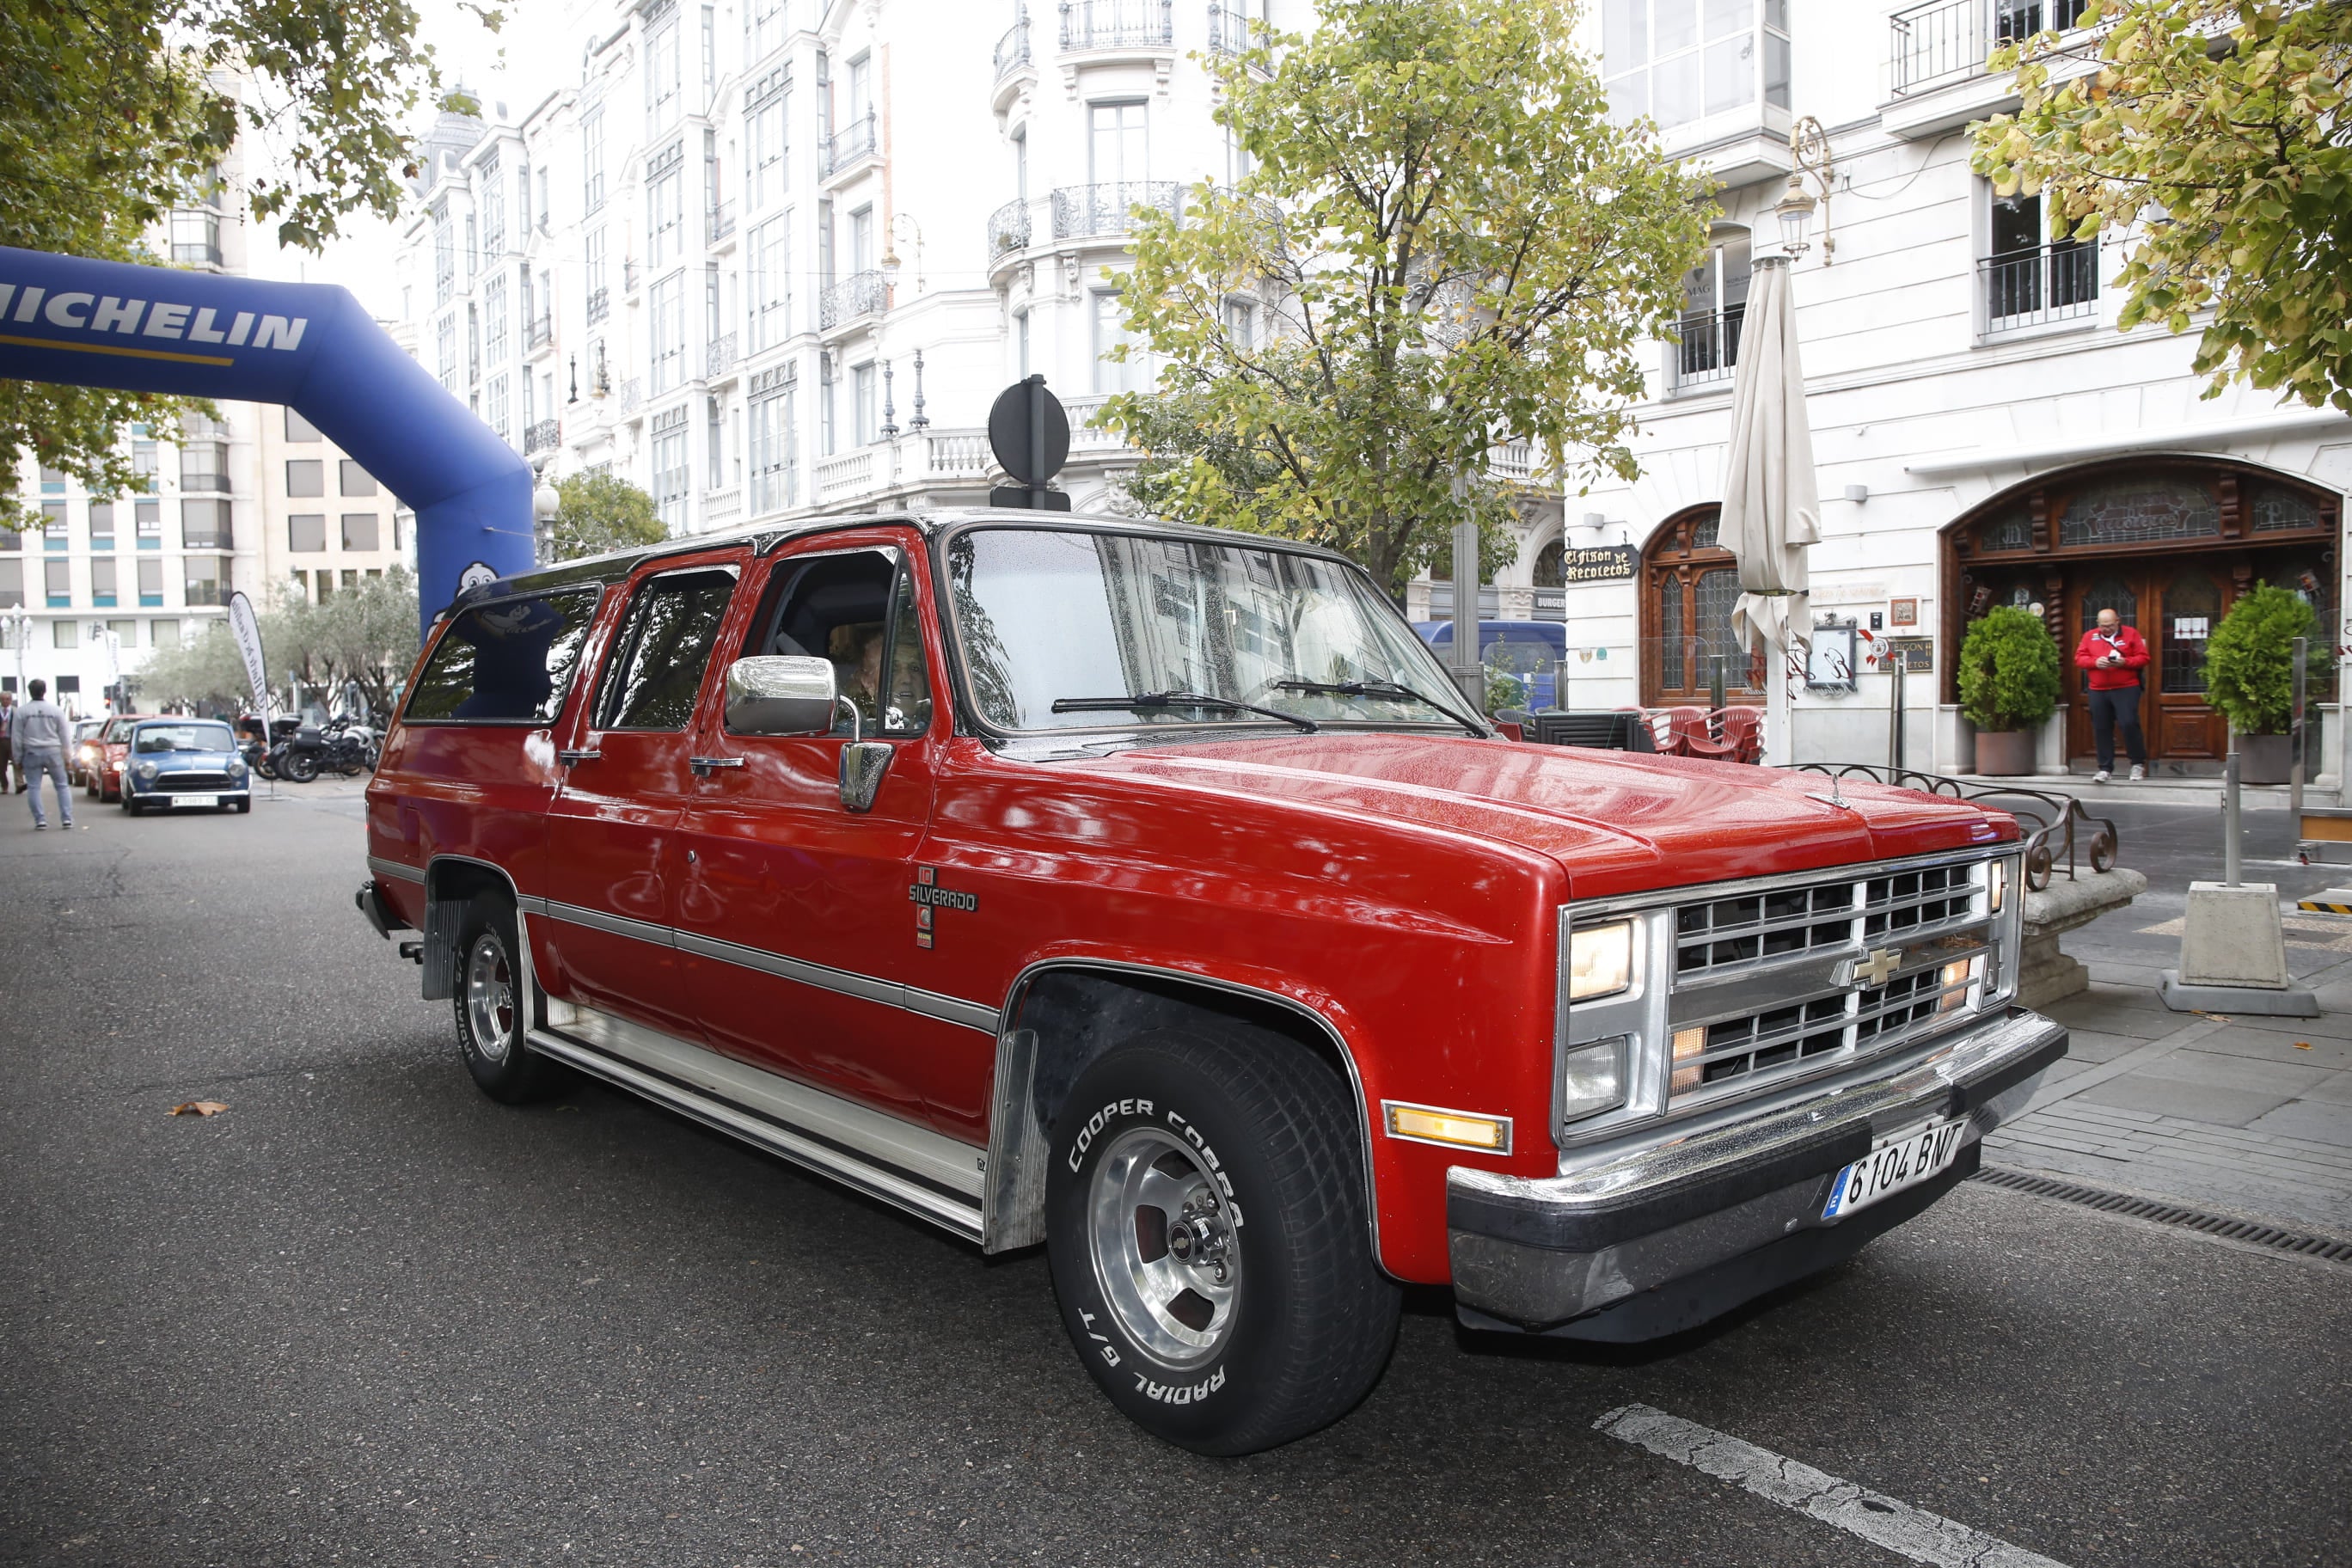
[[2202, 581, 2315, 734], [2, 0, 496, 527], [548, 469, 667, 560], [1101, 0, 1712, 594], [134, 620, 254, 713], [1957, 606, 2063, 732], [1972, 0, 2352, 413]]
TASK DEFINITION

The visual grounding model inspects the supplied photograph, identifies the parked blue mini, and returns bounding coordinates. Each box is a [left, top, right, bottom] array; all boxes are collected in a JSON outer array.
[[119, 719, 253, 816]]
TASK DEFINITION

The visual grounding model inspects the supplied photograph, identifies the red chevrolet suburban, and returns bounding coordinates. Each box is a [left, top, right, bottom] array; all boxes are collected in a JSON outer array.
[[358, 510, 2065, 1455]]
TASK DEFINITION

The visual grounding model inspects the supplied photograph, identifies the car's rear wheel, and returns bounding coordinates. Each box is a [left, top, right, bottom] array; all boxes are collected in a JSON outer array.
[[453, 893, 557, 1104], [1044, 1025, 1400, 1455]]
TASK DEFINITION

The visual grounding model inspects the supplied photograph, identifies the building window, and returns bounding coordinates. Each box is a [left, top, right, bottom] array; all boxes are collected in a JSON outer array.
[[181, 499, 232, 550], [342, 514, 380, 552], [0, 560, 20, 609], [1093, 289, 1146, 394], [583, 107, 606, 212], [138, 559, 163, 606], [651, 406, 690, 530], [132, 440, 158, 491], [436, 313, 458, 391], [289, 514, 327, 552], [1673, 230, 1750, 391], [433, 204, 454, 304], [1640, 507, 1761, 704], [749, 0, 788, 62], [748, 71, 791, 211], [134, 501, 161, 552], [481, 150, 505, 257], [89, 502, 114, 550], [748, 365, 798, 514], [285, 407, 322, 442], [170, 208, 221, 266], [487, 374, 511, 441], [46, 559, 71, 608], [648, 144, 685, 269], [849, 205, 873, 275], [1015, 309, 1029, 378], [339, 460, 377, 497], [484, 271, 509, 362], [853, 361, 877, 444], [285, 459, 324, 497], [150, 616, 179, 646], [750, 212, 792, 350], [820, 353, 836, 456], [1223, 298, 1256, 350], [1983, 189, 2096, 332], [1089, 101, 1148, 187], [646, 14, 682, 133], [91, 558, 118, 607], [54, 615, 78, 646], [1602, 0, 1791, 132], [43, 503, 68, 549], [650, 273, 687, 394], [707, 395, 726, 489], [585, 228, 609, 322], [1534, 540, 1566, 589]]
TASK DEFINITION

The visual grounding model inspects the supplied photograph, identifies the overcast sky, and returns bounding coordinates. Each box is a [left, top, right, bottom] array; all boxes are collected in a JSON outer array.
[[245, 0, 570, 317]]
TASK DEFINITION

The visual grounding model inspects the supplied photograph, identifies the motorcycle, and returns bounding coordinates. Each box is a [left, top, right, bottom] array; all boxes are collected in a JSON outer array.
[[266, 718, 328, 783], [322, 717, 379, 777]]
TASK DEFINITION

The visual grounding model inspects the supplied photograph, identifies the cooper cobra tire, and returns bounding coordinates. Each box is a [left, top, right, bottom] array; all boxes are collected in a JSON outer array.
[[1044, 1026, 1400, 1455], [452, 893, 557, 1104]]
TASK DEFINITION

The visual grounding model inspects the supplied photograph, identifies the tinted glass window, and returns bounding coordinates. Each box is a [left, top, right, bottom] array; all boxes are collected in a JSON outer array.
[[402, 587, 603, 724], [751, 550, 929, 737], [594, 568, 739, 730]]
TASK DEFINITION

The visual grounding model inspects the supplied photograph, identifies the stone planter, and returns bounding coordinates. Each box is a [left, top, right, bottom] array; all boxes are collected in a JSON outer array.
[[2019, 867, 2147, 1008], [1973, 728, 2035, 776], [2238, 732, 2291, 784]]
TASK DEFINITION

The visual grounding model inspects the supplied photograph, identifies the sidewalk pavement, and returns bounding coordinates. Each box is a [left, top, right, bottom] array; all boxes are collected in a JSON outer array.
[[1981, 799, 2352, 1237]]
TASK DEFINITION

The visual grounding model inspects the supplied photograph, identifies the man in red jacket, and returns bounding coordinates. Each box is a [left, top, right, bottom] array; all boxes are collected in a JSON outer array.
[[2074, 606, 2151, 781]]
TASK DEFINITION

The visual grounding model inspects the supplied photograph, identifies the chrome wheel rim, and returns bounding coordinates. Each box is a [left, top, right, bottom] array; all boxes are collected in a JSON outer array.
[[1087, 1126, 1240, 1367], [463, 933, 515, 1063]]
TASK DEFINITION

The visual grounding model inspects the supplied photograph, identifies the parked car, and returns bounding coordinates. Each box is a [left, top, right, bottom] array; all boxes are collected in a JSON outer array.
[[68, 719, 107, 787], [358, 510, 2061, 1455], [1412, 618, 1569, 708], [119, 718, 252, 815], [83, 713, 161, 801]]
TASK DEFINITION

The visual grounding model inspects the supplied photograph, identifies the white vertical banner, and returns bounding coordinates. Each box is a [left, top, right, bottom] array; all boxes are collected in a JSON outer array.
[[227, 591, 271, 727]]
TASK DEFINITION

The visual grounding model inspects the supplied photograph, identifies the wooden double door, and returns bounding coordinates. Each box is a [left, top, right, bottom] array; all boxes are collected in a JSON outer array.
[[2062, 564, 2233, 762]]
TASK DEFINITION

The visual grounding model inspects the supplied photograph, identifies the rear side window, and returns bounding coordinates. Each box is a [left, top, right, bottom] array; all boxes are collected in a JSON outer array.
[[592, 567, 741, 731], [402, 587, 603, 725]]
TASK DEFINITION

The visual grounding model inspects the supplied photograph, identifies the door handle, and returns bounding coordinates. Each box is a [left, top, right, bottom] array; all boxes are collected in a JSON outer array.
[[689, 756, 745, 776], [556, 748, 601, 765]]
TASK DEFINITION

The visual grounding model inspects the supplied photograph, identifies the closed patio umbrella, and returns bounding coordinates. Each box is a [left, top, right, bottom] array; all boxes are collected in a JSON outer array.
[[1718, 254, 1818, 767]]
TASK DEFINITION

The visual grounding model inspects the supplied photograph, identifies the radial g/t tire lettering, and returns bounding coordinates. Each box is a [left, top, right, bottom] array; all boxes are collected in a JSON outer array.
[[1044, 1024, 1400, 1455], [452, 893, 558, 1104]]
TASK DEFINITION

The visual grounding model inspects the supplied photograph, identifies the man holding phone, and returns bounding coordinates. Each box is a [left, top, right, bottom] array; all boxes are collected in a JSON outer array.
[[2073, 605, 2151, 782]]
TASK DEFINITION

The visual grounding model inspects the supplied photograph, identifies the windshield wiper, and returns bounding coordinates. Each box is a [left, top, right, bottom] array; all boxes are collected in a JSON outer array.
[[1271, 678, 1485, 738], [1050, 691, 1319, 733]]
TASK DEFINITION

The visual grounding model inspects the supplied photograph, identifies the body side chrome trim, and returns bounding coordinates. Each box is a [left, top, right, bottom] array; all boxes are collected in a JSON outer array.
[[671, 929, 1000, 1033], [545, 897, 677, 948], [527, 1021, 985, 1241], [995, 957, 1384, 1266], [368, 854, 427, 885]]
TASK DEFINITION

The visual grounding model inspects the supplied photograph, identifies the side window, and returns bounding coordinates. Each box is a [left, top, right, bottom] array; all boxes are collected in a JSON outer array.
[[593, 567, 740, 731], [401, 586, 603, 724], [749, 548, 932, 737]]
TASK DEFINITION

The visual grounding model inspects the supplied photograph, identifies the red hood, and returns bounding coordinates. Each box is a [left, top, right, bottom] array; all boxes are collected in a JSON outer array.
[[1068, 733, 2009, 899]]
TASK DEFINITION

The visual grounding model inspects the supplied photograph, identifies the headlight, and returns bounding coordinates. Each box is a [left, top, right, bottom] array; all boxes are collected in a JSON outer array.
[[1559, 1036, 1627, 1124], [1566, 921, 1634, 1001], [228, 759, 248, 781], [78, 744, 97, 762], [134, 761, 158, 781]]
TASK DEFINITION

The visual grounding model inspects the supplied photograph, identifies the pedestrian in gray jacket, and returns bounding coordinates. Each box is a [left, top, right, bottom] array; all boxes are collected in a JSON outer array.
[[15, 679, 74, 830]]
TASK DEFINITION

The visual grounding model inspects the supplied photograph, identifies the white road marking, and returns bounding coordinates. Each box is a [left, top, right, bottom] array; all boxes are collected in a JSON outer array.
[[1594, 1404, 2071, 1568]]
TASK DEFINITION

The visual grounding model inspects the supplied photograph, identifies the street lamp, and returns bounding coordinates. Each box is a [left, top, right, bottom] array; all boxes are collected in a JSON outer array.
[[1774, 175, 1816, 259], [1778, 115, 1835, 263]]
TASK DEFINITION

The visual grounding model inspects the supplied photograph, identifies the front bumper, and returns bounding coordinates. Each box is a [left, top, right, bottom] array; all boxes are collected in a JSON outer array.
[[1447, 1006, 2066, 1338]]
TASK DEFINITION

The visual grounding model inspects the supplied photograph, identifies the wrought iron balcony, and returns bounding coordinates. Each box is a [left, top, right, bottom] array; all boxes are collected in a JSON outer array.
[[818, 270, 886, 330], [989, 198, 1032, 259], [707, 201, 736, 244], [1062, 0, 1172, 50], [995, 19, 1031, 78], [703, 332, 738, 380], [821, 112, 879, 178], [619, 377, 643, 413], [526, 314, 553, 350], [524, 419, 560, 456], [1207, 4, 1262, 56], [1890, 0, 2091, 97], [1981, 242, 2098, 333], [1671, 304, 1744, 393], [1050, 181, 1180, 241], [586, 286, 610, 325]]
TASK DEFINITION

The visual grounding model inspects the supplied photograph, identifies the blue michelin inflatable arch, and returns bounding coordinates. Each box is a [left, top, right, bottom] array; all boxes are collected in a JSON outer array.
[[0, 244, 533, 630]]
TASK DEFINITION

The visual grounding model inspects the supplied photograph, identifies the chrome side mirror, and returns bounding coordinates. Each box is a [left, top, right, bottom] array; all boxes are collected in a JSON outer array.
[[838, 741, 892, 813], [725, 656, 837, 736]]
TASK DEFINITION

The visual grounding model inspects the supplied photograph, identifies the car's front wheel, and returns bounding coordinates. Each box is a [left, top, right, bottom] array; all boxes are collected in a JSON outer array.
[[1044, 1025, 1400, 1456], [452, 894, 557, 1104]]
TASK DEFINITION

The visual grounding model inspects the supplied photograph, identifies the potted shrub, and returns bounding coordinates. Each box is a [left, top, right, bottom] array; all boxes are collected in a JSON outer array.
[[2203, 583, 2316, 784], [1957, 605, 2061, 775]]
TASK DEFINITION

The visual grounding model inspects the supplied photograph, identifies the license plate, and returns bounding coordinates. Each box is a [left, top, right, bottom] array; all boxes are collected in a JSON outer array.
[[1823, 1116, 1967, 1220], [170, 794, 217, 809]]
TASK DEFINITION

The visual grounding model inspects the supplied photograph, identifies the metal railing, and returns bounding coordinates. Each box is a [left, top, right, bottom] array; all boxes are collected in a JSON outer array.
[[1782, 764, 2117, 891], [995, 18, 1031, 78], [821, 112, 879, 178], [1890, 0, 2092, 96], [1050, 181, 1180, 240], [1672, 304, 1744, 392], [524, 419, 560, 455], [586, 286, 609, 325], [526, 314, 553, 350], [818, 270, 886, 329], [989, 198, 1032, 259], [703, 332, 738, 380], [1063, 0, 1172, 49], [618, 377, 642, 413], [1981, 243, 2097, 332], [707, 201, 736, 244], [1207, 3, 1260, 55]]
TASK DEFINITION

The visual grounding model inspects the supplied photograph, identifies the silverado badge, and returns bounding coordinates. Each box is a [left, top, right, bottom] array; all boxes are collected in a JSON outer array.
[[910, 866, 978, 949]]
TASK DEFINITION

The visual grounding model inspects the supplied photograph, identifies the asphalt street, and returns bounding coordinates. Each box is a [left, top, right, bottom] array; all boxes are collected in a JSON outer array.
[[3, 785, 2348, 1567]]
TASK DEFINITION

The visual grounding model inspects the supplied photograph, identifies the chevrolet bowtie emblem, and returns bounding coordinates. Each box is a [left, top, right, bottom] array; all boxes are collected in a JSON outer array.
[[1846, 948, 1902, 988]]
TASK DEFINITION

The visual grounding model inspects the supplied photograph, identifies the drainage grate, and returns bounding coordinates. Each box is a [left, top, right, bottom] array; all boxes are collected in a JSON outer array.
[[1970, 1167, 2352, 1263]]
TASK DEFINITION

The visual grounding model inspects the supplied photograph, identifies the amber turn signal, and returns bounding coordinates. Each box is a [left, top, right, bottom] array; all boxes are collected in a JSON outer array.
[[1384, 1102, 1511, 1153], [1671, 1024, 1708, 1095]]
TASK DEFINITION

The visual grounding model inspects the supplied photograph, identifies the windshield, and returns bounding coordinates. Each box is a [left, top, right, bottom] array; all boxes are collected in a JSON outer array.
[[945, 527, 1476, 734], [135, 723, 235, 754]]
